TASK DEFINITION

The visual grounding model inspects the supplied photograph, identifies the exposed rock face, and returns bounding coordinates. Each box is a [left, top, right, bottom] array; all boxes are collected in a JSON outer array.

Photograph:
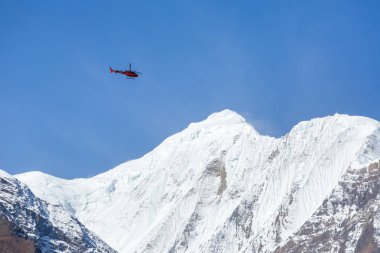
[[0, 173, 117, 253], [0, 219, 35, 253], [275, 160, 380, 253]]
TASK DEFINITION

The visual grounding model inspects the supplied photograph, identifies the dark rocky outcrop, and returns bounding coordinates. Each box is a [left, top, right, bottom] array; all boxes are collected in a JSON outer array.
[[0, 219, 35, 253], [275, 160, 380, 253], [0, 174, 117, 253]]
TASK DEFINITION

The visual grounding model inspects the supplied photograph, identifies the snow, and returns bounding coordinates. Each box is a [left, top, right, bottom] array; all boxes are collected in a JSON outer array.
[[0, 169, 12, 178], [0, 172, 115, 252], [15, 110, 380, 253], [374, 211, 380, 244]]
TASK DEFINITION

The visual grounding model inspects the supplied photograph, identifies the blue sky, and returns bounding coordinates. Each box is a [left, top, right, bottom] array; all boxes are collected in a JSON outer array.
[[1, 1, 380, 178]]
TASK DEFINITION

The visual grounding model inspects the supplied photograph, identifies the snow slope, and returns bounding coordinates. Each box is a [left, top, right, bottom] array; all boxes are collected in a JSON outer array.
[[0, 170, 116, 253], [275, 159, 380, 252], [16, 110, 380, 253]]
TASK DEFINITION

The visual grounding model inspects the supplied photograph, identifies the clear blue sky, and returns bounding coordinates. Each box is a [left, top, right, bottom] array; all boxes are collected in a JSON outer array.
[[1, 1, 379, 178]]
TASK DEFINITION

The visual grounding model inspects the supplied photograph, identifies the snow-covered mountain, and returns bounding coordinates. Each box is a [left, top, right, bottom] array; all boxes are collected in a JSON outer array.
[[11, 110, 380, 252], [0, 170, 116, 253]]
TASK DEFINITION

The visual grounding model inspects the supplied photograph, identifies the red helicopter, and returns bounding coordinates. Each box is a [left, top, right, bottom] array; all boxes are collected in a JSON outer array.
[[109, 63, 142, 79]]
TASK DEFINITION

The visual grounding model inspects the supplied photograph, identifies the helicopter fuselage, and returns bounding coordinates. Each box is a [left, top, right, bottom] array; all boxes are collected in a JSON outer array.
[[110, 65, 140, 78], [116, 70, 139, 78]]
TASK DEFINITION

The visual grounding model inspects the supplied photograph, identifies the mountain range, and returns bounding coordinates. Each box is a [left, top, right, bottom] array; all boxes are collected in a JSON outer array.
[[1, 109, 380, 252]]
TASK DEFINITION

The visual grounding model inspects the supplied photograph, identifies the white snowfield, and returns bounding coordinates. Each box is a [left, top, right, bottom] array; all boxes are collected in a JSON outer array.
[[16, 110, 380, 253]]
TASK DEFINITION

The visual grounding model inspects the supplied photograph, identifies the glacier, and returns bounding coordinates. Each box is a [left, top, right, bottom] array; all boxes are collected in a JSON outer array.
[[14, 109, 380, 253]]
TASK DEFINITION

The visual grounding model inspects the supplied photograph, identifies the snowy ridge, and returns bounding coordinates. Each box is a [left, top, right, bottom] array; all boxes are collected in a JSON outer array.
[[15, 110, 380, 253], [0, 171, 116, 252]]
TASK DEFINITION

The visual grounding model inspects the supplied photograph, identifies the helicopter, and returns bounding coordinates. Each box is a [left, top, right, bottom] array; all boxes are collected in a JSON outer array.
[[109, 63, 142, 79]]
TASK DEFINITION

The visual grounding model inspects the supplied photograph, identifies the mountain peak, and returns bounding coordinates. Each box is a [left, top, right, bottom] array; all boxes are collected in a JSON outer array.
[[289, 113, 380, 137], [187, 109, 258, 134], [206, 109, 246, 124]]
